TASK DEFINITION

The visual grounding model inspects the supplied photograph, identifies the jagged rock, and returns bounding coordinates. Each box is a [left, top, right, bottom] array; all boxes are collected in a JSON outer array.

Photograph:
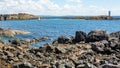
[[58, 64, 65, 68], [55, 46, 67, 54], [45, 43, 54, 52], [110, 31, 120, 38], [36, 52, 44, 58], [13, 62, 35, 68], [84, 63, 97, 68], [86, 30, 109, 42], [99, 64, 120, 68], [75, 31, 87, 43], [76, 64, 85, 68], [3, 51, 14, 58], [65, 61, 75, 68], [57, 36, 72, 44], [91, 41, 114, 54], [11, 39, 21, 46]]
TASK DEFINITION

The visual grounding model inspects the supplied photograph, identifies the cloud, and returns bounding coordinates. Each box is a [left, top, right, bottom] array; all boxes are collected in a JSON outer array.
[[0, 0, 113, 15], [68, 0, 81, 3]]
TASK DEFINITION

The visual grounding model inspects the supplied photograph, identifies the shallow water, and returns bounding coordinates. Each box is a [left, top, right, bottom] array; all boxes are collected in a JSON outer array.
[[0, 19, 120, 47]]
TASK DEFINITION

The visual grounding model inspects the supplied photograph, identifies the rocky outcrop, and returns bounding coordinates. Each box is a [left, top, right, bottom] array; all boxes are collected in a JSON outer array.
[[0, 28, 30, 37], [86, 30, 109, 42], [0, 13, 38, 21], [0, 30, 120, 68], [75, 31, 87, 43]]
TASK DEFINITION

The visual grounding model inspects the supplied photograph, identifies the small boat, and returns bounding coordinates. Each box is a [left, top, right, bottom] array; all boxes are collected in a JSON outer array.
[[38, 17, 41, 20]]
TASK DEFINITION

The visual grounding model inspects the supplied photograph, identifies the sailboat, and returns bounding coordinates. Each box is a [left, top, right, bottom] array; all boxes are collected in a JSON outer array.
[[38, 17, 41, 20]]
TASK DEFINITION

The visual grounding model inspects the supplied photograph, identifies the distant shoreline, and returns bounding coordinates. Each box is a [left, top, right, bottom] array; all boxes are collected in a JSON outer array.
[[0, 13, 39, 21], [0, 13, 120, 21]]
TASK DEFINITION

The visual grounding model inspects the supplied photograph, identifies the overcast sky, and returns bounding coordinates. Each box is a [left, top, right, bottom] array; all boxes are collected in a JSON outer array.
[[0, 0, 120, 16]]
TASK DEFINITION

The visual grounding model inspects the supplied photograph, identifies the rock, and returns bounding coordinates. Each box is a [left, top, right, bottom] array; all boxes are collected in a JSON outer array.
[[100, 64, 120, 68], [0, 28, 30, 37], [45, 43, 54, 52], [13, 62, 35, 68], [75, 31, 87, 43], [86, 30, 109, 42], [76, 64, 85, 68], [55, 46, 67, 54], [3, 51, 14, 57], [91, 42, 105, 53], [57, 36, 72, 44], [18, 55, 23, 59], [40, 37, 49, 41], [11, 39, 21, 46], [58, 64, 65, 68], [110, 31, 120, 38], [36, 52, 44, 58], [99, 60, 108, 65], [108, 37, 120, 50], [91, 42, 114, 54], [84, 63, 97, 68], [65, 61, 75, 68]]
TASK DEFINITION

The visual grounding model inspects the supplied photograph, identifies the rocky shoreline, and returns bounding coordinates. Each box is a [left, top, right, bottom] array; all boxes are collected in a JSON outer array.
[[0, 30, 120, 68]]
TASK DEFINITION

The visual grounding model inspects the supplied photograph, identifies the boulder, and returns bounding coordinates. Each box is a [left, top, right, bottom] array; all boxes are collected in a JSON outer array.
[[86, 30, 109, 42], [13, 62, 35, 68], [0, 28, 30, 37], [45, 43, 54, 52], [110, 31, 120, 38], [75, 31, 87, 43], [91, 41, 115, 54], [57, 36, 72, 44], [65, 61, 75, 68], [99, 64, 120, 68], [85, 63, 97, 68], [11, 39, 21, 46], [55, 46, 67, 54]]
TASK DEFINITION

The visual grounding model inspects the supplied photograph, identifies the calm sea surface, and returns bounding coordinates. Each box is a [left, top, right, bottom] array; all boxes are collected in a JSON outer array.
[[0, 19, 120, 47]]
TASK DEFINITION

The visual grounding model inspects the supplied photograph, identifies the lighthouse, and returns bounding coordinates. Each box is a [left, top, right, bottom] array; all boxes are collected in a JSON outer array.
[[108, 11, 111, 17]]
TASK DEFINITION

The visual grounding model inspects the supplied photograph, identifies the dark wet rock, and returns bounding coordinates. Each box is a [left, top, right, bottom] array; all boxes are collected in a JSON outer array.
[[11, 39, 21, 46], [99, 60, 108, 65], [45, 43, 54, 52], [52, 40, 58, 44], [13, 62, 35, 68], [100, 64, 120, 68], [57, 36, 72, 44], [110, 31, 120, 38], [86, 30, 109, 42], [75, 31, 87, 43], [91, 41, 115, 54]]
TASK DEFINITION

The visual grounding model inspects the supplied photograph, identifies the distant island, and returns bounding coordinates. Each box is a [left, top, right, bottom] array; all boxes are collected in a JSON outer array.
[[0, 13, 39, 21]]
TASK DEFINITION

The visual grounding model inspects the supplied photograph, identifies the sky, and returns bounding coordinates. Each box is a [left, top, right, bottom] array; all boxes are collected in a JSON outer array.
[[0, 0, 120, 16]]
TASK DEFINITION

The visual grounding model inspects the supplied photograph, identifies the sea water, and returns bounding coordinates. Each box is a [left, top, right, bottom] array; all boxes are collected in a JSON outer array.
[[0, 19, 120, 47]]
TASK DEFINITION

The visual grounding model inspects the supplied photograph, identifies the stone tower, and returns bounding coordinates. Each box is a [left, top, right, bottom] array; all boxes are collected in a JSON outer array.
[[108, 11, 111, 17]]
